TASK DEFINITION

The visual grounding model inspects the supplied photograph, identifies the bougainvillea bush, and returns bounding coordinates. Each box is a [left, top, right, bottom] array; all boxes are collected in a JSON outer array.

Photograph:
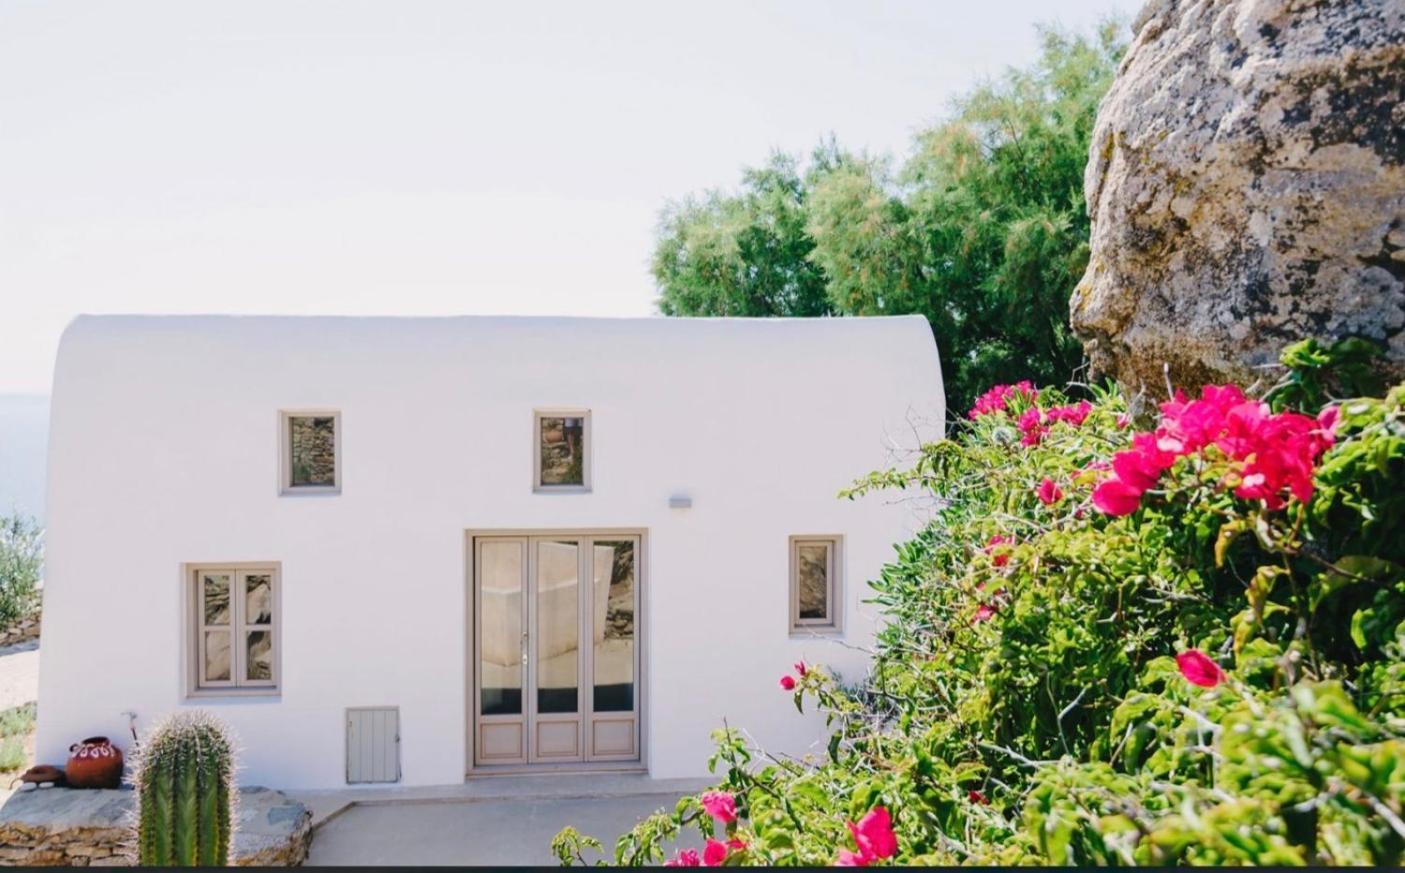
[[553, 342, 1405, 866]]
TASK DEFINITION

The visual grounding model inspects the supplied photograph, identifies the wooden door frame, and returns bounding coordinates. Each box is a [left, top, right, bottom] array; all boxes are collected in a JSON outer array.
[[466, 528, 648, 776]]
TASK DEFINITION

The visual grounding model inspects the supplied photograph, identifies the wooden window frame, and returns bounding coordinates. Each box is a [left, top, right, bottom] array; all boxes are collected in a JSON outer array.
[[789, 535, 843, 634], [532, 409, 592, 493], [279, 410, 341, 496], [186, 563, 281, 698]]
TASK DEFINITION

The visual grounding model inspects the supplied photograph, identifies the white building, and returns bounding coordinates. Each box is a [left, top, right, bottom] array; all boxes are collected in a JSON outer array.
[[37, 315, 943, 789]]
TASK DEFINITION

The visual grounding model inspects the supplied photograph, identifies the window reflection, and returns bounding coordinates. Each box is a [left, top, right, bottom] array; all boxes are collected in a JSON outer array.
[[592, 541, 634, 712]]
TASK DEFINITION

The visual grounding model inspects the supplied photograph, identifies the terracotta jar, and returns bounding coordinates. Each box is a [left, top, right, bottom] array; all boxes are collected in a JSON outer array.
[[66, 737, 123, 789]]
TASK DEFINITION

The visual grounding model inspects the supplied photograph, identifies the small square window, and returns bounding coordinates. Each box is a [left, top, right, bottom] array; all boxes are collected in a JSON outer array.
[[790, 536, 841, 633], [534, 410, 590, 491], [189, 565, 280, 696], [281, 411, 340, 494]]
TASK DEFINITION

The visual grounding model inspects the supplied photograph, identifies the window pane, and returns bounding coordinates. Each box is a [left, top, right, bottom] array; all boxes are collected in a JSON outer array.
[[204, 631, 231, 682], [592, 541, 634, 712], [480, 542, 523, 716], [539, 416, 584, 486], [203, 573, 231, 625], [246, 631, 273, 681], [537, 540, 579, 713], [289, 416, 336, 487], [245, 574, 272, 625], [797, 543, 830, 621]]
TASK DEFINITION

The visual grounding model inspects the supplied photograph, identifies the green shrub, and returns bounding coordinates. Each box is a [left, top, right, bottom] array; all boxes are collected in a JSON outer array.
[[0, 703, 37, 774], [0, 702, 36, 739], [556, 344, 1405, 866], [0, 514, 41, 630], [134, 711, 235, 867], [0, 736, 25, 773]]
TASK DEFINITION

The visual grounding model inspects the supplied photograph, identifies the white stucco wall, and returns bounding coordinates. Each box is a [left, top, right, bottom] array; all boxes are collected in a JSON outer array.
[[38, 315, 943, 789]]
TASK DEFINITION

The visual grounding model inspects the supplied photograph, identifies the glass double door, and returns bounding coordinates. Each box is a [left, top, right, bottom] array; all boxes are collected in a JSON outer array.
[[473, 535, 640, 766]]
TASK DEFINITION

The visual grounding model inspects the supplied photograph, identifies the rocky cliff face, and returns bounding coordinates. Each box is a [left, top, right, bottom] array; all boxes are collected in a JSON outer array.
[[1072, 0, 1405, 396]]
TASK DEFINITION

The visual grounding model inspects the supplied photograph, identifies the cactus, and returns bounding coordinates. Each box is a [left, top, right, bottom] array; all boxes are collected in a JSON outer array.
[[134, 711, 236, 866]]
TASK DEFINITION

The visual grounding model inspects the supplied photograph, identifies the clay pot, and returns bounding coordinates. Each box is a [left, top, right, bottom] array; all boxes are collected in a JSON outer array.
[[66, 737, 123, 789]]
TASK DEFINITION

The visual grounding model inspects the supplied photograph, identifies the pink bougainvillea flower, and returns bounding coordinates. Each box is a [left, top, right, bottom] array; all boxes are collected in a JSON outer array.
[[700, 791, 737, 825], [1047, 400, 1093, 428], [1017, 407, 1046, 446], [1092, 477, 1145, 516], [835, 848, 869, 866], [1095, 383, 1337, 516], [834, 805, 902, 864], [1036, 477, 1063, 505], [1176, 650, 1225, 688], [664, 848, 701, 867], [984, 534, 1012, 567], [1116, 413, 1131, 429], [1214, 398, 1272, 460], [726, 839, 747, 851], [1114, 433, 1177, 491], [968, 789, 989, 805], [968, 381, 1038, 419], [779, 674, 796, 691], [972, 603, 997, 624], [1160, 384, 1249, 454], [794, 660, 808, 677], [1318, 405, 1341, 439], [1222, 405, 1331, 507], [847, 806, 898, 862], [701, 839, 729, 867], [1093, 431, 1177, 515]]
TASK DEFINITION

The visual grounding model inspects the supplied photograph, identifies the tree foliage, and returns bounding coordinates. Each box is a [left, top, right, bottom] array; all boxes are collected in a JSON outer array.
[[652, 23, 1126, 413]]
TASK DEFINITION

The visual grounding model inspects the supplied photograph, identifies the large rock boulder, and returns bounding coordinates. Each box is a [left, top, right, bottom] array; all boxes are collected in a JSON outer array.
[[1072, 0, 1405, 396]]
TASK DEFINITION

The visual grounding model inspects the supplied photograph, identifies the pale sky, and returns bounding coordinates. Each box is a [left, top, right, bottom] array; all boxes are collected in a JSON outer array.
[[0, 0, 1135, 393]]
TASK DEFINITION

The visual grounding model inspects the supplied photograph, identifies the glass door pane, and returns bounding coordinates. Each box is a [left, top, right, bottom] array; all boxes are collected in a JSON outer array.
[[591, 540, 635, 712], [480, 541, 525, 716], [200, 572, 232, 684], [535, 540, 580, 714]]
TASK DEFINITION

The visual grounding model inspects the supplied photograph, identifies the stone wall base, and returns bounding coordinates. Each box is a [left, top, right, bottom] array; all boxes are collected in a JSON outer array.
[[0, 786, 312, 866], [0, 611, 39, 649]]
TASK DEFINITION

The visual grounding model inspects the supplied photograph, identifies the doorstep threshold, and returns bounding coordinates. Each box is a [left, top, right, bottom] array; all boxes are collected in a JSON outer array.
[[291, 772, 712, 831]]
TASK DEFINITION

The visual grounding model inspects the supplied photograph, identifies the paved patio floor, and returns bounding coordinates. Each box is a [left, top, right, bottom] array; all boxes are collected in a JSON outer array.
[[298, 775, 710, 866]]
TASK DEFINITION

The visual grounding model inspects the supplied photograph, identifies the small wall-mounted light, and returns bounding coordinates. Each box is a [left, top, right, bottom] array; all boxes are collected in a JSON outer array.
[[668, 494, 693, 509]]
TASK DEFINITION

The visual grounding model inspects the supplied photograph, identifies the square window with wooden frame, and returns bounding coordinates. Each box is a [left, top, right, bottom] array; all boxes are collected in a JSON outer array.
[[790, 536, 841, 632], [280, 411, 340, 494], [189, 565, 280, 695], [534, 410, 590, 491]]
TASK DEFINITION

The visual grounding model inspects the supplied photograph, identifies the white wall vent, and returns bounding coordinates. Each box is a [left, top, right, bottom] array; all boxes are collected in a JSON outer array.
[[346, 706, 400, 784]]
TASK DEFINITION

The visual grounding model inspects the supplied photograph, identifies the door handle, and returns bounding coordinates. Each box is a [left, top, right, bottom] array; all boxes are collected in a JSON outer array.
[[521, 631, 529, 665]]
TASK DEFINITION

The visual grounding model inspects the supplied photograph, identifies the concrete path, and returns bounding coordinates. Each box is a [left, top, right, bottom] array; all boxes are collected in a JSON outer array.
[[299, 774, 711, 866], [0, 641, 38, 710], [306, 792, 687, 866]]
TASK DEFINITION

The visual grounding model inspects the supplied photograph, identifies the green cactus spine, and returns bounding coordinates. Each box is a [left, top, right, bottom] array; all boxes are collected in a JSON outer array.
[[135, 711, 235, 866]]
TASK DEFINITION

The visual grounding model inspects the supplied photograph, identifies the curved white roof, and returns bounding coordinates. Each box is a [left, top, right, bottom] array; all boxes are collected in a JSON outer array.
[[53, 313, 939, 369], [52, 314, 943, 413]]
